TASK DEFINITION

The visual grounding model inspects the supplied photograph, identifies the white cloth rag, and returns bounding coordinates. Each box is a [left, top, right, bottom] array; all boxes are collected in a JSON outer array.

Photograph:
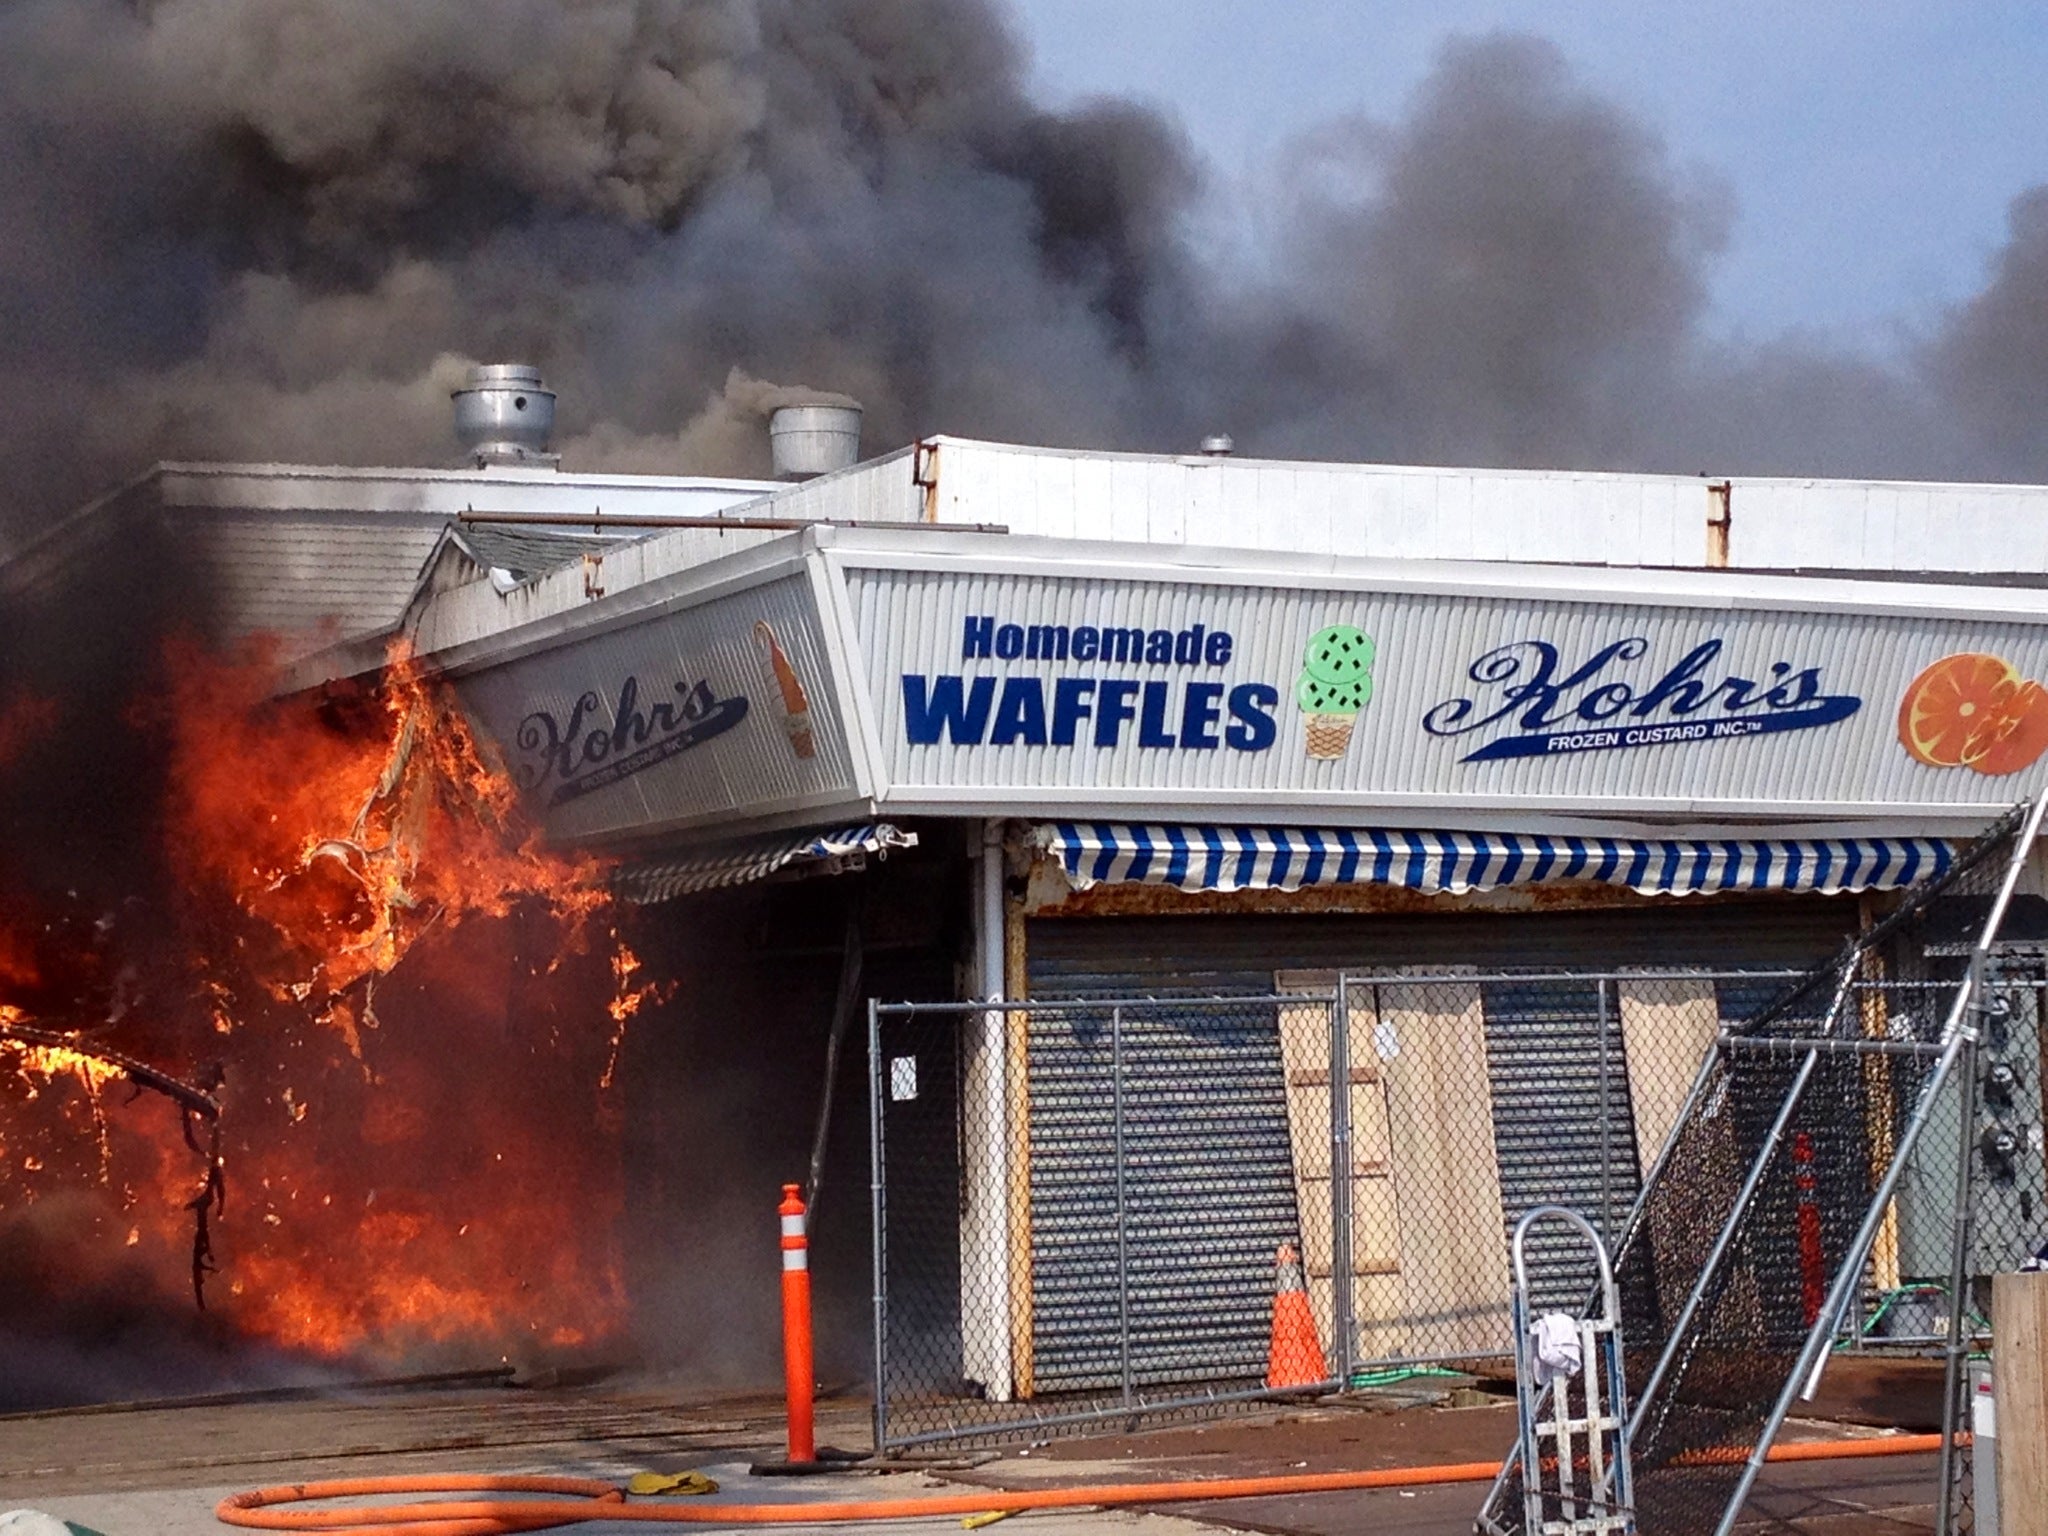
[[1531, 1313, 1583, 1387]]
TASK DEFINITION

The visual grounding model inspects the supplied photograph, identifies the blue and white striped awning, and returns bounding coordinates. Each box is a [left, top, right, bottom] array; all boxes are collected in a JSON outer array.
[[1039, 823, 1951, 898], [613, 824, 918, 903]]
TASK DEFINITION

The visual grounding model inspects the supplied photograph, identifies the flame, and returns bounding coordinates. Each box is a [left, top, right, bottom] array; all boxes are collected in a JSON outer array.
[[0, 634, 641, 1371]]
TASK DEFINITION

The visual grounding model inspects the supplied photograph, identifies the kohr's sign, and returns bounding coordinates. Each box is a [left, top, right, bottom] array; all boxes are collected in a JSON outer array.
[[515, 674, 749, 805], [1424, 637, 1863, 763], [903, 615, 1281, 751]]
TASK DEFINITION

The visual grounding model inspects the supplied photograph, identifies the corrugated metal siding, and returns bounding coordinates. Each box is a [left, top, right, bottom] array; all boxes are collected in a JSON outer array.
[[187, 512, 446, 645], [409, 524, 799, 659], [1028, 1002, 1297, 1391], [713, 446, 923, 526], [1026, 904, 1854, 999], [1020, 905, 1849, 1381], [843, 561, 2048, 823]]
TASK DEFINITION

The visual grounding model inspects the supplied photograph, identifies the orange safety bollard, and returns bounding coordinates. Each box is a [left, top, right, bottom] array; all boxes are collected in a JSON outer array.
[[779, 1183, 817, 1464]]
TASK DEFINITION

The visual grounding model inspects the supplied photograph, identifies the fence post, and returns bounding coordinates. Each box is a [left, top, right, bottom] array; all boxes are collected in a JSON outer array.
[[1112, 1003, 1133, 1410], [1937, 1018, 1985, 1536], [1596, 977, 1612, 1246], [867, 998, 888, 1455], [1330, 977, 1356, 1391]]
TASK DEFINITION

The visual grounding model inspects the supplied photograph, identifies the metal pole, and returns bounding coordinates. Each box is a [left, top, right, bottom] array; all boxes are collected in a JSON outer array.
[[1709, 868, 2032, 1536], [1709, 1034, 1968, 1535], [1597, 978, 1613, 1245], [1782, 791, 2044, 1419], [1628, 962, 1861, 1436], [867, 998, 889, 1454], [1330, 978, 1357, 1391], [1976, 794, 2048, 947], [1112, 1004, 1133, 1410], [1936, 1002, 1985, 1536]]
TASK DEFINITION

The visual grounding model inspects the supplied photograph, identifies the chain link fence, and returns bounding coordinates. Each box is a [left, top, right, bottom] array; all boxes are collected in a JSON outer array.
[[1472, 797, 2047, 1536], [864, 806, 2048, 1536], [866, 970, 1803, 1452]]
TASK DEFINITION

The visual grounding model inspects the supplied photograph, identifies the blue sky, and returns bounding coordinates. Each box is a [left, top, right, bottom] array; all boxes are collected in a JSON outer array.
[[1008, 1, 2048, 352]]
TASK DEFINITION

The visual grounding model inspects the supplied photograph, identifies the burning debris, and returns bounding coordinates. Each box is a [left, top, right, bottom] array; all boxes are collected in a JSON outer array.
[[0, 1016, 223, 1305], [0, 636, 657, 1390]]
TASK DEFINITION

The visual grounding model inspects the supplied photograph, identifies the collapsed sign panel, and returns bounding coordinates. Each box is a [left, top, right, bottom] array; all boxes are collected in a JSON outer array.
[[452, 569, 866, 847]]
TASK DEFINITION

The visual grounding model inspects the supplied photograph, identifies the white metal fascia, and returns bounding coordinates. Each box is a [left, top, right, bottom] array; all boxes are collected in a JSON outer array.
[[1720, 470, 2048, 498], [910, 438, 2048, 522], [911, 435, 1717, 490], [880, 785, 2033, 836], [805, 543, 892, 808], [804, 524, 2048, 624], [153, 460, 778, 513], [694, 442, 922, 523]]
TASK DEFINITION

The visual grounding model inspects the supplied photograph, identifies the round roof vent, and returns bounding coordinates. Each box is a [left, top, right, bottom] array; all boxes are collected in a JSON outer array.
[[452, 363, 558, 467]]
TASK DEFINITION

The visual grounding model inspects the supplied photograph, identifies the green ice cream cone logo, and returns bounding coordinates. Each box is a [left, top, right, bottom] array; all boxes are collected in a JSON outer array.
[[1298, 623, 1374, 758]]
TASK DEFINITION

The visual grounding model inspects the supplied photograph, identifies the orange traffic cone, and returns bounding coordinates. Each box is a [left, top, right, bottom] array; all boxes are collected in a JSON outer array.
[[1266, 1239, 1326, 1389]]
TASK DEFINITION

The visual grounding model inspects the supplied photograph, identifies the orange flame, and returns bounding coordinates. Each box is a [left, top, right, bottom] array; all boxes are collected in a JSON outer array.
[[1, 635, 641, 1370]]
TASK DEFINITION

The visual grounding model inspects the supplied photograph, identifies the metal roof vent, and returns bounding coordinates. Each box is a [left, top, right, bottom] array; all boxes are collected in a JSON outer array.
[[1200, 433, 1235, 457], [452, 363, 558, 468], [769, 402, 863, 480]]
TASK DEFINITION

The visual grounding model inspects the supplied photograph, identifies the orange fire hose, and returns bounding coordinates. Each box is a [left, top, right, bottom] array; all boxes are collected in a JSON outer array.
[[215, 1433, 1956, 1536]]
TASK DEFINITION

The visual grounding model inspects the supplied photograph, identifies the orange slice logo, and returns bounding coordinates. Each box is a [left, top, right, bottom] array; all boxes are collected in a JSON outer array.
[[1977, 680, 2048, 777], [1897, 653, 2048, 776]]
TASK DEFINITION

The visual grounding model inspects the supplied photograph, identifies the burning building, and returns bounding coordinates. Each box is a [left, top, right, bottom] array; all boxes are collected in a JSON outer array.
[[7, 363, 2048, 1416]]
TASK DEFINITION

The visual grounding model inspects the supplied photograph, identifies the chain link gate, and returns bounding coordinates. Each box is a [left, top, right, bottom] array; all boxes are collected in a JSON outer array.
[[867, 971, 1802, 1452]]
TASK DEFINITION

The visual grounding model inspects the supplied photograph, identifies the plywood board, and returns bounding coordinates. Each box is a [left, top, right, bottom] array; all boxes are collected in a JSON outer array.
[[1617, 976, 1719, 1178], [1994, 1271, 2048, 1536], [1858, 965, 1902, 1293], [1276, 973, 1402, 1366], [1374, 980, 1509, 1360], [1276, 992, 1340, 1359]]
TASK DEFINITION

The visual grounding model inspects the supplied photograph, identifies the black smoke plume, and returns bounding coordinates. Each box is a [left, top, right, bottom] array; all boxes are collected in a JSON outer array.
[[3, 3, 2047, 542]]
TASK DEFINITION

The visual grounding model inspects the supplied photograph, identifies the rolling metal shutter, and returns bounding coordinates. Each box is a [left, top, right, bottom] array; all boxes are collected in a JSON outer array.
[[1027, 1001, 1297, 1392], [1480, 979, 1643, 1311], [1021, 904, 1854, 1375], [1026, 904, 1856, 999]]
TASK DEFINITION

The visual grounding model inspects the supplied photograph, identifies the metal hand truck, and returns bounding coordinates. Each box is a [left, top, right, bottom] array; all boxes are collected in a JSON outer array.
[[1487, 1205, 1636, 1536]]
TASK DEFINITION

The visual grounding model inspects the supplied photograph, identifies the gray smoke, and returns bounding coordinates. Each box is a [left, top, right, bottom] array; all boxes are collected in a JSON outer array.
[[3, 4, 2046, 541]]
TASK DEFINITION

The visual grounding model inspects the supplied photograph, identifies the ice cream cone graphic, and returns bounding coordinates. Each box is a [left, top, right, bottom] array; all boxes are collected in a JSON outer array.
[[755, 619, 816, 759], [1297, 624, 1374, 759]]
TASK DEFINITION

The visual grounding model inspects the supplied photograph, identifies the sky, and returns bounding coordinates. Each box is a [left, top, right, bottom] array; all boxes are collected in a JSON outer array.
[[1009, 1, 2048, 352]]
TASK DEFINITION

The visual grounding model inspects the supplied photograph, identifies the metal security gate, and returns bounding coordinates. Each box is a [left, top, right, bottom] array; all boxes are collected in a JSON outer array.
[[1482, 978, 1643, 1313], [869, 971, 1800, 1451], [1026, 1001, 1295, 1392]]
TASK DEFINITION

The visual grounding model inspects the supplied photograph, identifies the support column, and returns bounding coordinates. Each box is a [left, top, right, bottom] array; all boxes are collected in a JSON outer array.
[[959, 819, 1016, 1401]]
